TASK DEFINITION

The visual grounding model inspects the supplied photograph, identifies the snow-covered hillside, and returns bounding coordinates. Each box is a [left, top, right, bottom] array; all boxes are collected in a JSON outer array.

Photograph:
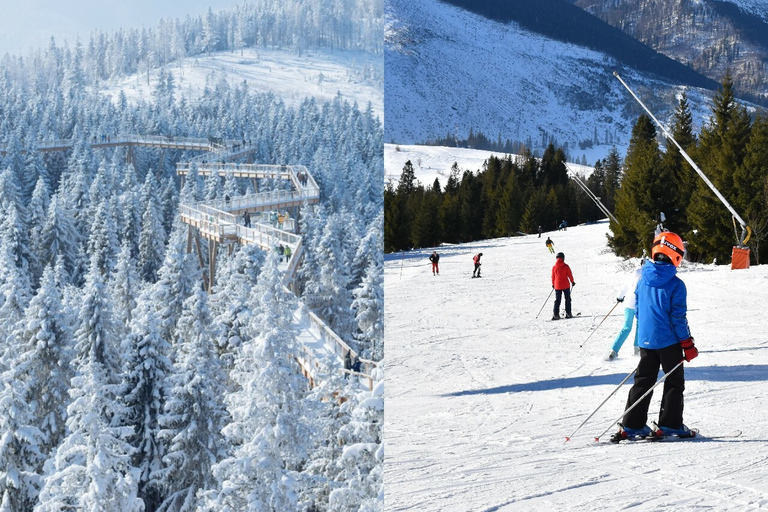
[[724, 0, 768, 21], [385, 143, 597, 187], [384, 221, 768, 510], [101, 47, 383, 119], [385, 0, 714, 164]]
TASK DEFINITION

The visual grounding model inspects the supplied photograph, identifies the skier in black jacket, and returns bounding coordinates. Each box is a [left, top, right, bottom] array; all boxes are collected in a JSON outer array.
[[429, 251, 440, 275]]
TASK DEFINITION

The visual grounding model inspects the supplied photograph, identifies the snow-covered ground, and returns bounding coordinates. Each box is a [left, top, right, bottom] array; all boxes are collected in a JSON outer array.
[[385, 143, 597, 187], [384, 220, 768, 510], [101, 47, 383, 119]]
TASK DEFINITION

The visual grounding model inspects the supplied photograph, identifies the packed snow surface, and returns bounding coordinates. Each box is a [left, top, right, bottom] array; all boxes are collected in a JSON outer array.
[[384, 220, 768, 510]]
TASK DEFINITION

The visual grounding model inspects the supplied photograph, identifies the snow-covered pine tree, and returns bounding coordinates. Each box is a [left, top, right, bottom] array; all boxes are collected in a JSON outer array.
[[118, 290, 173, 512], [155, 285, 228, 512], [208, 244, 265, 366], [110, 241, 141, 337], [328, 379, 384, 512], [351, 258, 383, 362], [72, 253, 120, 375], [34, 357, 143, 512], [152, 225, 198, 347], [38, 194, 80, 287], [138, 170, 167, 282], [203, 250, 309, 511], [17, 265, 73, 458]]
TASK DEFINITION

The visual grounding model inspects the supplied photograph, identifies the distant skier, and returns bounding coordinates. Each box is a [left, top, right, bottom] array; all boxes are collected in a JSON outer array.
[[538, 225, 542, 238], [429, 251, 440, 275], [551, 252, 575, 320], [614, 231, 698, 441], [558, 220, 567, 231], [545, 237, 555, 254], [472, 253, 483, 278], [606, 261, 644, 361]]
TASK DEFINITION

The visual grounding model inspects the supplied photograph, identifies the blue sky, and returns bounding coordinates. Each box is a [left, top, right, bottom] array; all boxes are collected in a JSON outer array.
[[0, 0, 240, 57]]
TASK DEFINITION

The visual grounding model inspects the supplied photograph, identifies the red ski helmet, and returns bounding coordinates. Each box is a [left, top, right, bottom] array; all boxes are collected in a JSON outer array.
[[651, 231, 685, 267]]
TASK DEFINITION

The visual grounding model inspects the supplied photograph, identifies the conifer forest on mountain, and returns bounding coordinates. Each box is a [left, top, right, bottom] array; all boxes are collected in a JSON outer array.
[[385, 72, 768, 267], [0, 1, 384, 511]]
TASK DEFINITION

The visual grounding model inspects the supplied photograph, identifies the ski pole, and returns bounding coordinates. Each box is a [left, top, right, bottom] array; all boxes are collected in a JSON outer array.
[[579, 301, 620, 348], [594, 360, 684, 442], [535, 288, 555, 319], [565, 367, 636, 441]]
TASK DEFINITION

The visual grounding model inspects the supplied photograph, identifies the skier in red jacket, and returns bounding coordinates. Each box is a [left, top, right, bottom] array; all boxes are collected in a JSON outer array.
[[551, 252, 575, 320], [472, 252, 483, 278]]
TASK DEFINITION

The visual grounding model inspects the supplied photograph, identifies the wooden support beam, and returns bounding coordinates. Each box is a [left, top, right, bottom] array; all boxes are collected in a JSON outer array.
[[208, 240, 218, 291]]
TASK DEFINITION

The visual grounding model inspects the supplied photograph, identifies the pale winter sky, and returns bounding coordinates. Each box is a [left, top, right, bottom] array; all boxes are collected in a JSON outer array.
[[0, 0, 240, 57]]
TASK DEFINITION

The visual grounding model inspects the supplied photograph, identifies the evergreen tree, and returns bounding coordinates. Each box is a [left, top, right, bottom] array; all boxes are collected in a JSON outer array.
[[609, 115, 669, 257], [156, 286, 228, 512], [204, 251, 309, 511], [119, 292, 173, 512], [138, 171, 167, 282], [35, 358, 142, 512], [662, 91, 698, 233], [734, 113, 768, 263], [328, 379, 383, 512], [687, 72, 752, 262]]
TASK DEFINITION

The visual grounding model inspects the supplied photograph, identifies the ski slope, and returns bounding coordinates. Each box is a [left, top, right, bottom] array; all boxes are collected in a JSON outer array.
[[384, 221, 768, 511]]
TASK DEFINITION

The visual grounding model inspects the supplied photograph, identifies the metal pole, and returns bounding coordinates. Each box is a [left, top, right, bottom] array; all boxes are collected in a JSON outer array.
[[536, 288, 555, 319], [594, 359, 684, 441], [579, 301, 621, 348], [613, 72, 750, 245], [565, 367, 637, 441]]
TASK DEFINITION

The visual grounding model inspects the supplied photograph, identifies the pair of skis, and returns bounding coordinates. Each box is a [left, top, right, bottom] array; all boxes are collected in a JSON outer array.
[[607, 426, 742, 444]]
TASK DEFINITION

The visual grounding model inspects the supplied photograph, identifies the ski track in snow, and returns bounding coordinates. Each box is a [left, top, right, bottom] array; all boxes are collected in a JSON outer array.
[[385, 218, 768, 511]]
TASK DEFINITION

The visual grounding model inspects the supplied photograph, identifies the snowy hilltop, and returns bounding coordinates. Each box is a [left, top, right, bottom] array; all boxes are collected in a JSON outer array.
[[385, 0, 720, 164], [384, 219, 768, 510]]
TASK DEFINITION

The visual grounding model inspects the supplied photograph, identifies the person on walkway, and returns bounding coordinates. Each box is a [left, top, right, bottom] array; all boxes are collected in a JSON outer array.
[[344, 350, 352, 379], [606, 262, 644, 360], [551, 252, 575, 320], [284, 244, 292, 262], [278, 244, 285, 261], [472, 253, 483, 278], [429, 251, 440, 275], [617, 231, 697, 440], [545, 237, 555, 254], [538, 225, 542, 238], [243, 211, 251, 227]]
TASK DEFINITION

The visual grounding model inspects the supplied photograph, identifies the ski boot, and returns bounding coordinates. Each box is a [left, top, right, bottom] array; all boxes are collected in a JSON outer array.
[[605, 350, 618, 361], [552, 313, 560, 320], [652, 422, 696, 440], [565, 312, 573, 319], [610, 424, 651, 443]]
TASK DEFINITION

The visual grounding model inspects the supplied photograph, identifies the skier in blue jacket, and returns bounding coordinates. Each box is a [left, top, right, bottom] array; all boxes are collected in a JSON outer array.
[[616, 231, 698, 440]]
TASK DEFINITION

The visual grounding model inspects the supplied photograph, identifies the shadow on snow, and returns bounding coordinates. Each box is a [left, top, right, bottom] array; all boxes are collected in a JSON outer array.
[[442, 364, 768, 397]]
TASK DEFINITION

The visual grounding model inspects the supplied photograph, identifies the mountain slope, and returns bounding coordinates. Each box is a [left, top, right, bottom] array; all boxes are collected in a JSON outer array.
[[441, 0, 717, 90], [573, 0, 768, 104], [385, 0, 716, 163]]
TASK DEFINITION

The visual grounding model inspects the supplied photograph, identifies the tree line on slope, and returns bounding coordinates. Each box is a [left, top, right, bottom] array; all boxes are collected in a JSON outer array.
[[386, 72, 768, 266], [384, 142, 621, 252]]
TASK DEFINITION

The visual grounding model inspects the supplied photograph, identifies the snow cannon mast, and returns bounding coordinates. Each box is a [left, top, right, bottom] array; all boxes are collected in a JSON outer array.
[[613, 72, 752, 267]]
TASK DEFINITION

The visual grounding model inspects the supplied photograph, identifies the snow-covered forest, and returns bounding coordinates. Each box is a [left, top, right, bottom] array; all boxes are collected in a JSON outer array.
[[0, 1, 383, 511]]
